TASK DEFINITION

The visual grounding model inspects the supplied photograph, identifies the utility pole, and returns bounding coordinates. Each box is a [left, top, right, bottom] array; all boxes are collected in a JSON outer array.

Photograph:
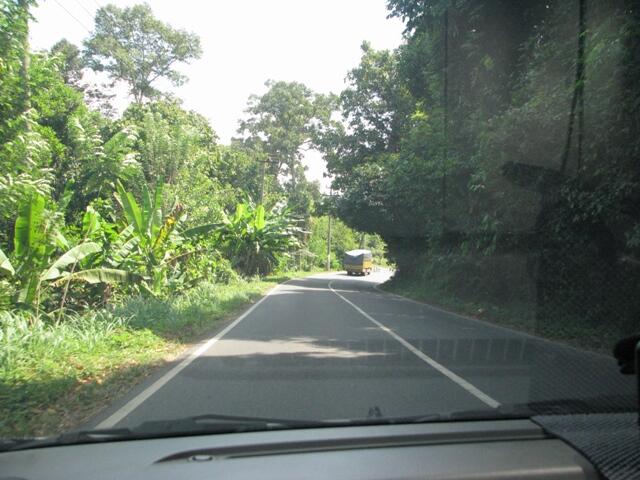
[[17, 0, 31, 169], [258, 159, 266, 204], [326, 215, 332, 271], [326, 187, 332, 271], [258, 157, 277, 204], [441, 6, 449, 231], [19, 0, 30, 108]]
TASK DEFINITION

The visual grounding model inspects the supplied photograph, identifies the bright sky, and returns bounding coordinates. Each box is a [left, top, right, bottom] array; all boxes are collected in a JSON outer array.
[[29, 0, 405, 190]]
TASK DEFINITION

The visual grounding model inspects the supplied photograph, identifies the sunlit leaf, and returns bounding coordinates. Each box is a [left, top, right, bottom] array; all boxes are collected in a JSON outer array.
[[82, 206, 101, 238], [116, 180, 144, 237], [14, 194, 45, 258], [52, 268, 137, 286], [254, 204, 266, 230], [41, 242, 102, 281], [0, 248, 14, 276]]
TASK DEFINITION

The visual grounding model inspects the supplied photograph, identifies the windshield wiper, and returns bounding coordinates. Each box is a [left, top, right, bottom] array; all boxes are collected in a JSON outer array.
[[2, 414, 327, 452], [0, 412, 498, 452], [411, 393, 636, 423], [353, 394, 636, 427], [5, 396, 635, 452], [133, 413, 326, 435], [0, 427, 133, 452]]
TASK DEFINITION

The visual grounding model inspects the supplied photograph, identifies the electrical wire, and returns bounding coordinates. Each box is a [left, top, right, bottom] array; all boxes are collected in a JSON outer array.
[[70, 0, 94, 19], [52, 0, 91, 33]]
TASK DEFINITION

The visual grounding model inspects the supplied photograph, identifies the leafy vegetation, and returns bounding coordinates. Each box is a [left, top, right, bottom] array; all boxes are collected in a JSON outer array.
[[0, 0, 349, 316], [317, 0, 640, 350], [214, 202, 303, 276], [308, 216, 387, 270], [0, 0, 379, 437]]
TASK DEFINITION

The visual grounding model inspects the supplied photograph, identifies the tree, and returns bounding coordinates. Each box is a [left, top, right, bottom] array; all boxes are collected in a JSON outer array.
[[50, 38, 116, 116], [321, 0, 640, 344], [236, 80, 334, 213], [84, 3, 202, 103], [209, 202, 303, 276], [114, 179, 186, 295], [0, 0, 58, 247], [308, 216, 358, 269], [214, 144, 265, 207], [316, 43, 415, 238], [123, 99, 217, 185], [50, 39, 83, 85]]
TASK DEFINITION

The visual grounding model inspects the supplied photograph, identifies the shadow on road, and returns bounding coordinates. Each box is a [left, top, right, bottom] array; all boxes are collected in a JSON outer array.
[[89, 273, 636, 430]]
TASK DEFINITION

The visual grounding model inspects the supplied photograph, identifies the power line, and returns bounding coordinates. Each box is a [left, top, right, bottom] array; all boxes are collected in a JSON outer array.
[[53, 0, 91, 33], [70, 0, 94, 19], [91, 0, 102, 8]]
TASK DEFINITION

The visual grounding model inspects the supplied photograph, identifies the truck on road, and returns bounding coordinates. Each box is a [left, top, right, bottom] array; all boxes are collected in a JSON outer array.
[[343, 249, 373, 276]]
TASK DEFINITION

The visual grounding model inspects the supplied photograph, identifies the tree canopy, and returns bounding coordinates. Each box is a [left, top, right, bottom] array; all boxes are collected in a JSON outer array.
[[316, 0, 640, 341], [84, 2, 202, 103], [235, 80, 332, 216]]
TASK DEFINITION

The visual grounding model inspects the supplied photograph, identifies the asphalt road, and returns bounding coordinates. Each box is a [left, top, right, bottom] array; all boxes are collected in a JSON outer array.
[[90, 271, 634, 429]]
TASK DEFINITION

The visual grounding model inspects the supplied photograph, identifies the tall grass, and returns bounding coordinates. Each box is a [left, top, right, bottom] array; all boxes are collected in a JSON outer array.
[[0, 279, 271, 376], [0, 309, 170, 437], [0, 311, 126, 377], [117, 280, 269, 338]]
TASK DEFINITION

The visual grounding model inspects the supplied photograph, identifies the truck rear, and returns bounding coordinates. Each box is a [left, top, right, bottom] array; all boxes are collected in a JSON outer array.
[[343, 249, 373, 276]]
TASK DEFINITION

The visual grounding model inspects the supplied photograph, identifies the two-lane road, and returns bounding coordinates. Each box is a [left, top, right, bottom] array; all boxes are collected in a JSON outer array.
[[90, 272, 634, 428]]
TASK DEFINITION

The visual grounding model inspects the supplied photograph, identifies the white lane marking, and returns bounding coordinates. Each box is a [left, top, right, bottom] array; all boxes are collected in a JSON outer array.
[[328, 280, 501, 409], [95, 283, 287, 428], [372, 283, 613, 361]]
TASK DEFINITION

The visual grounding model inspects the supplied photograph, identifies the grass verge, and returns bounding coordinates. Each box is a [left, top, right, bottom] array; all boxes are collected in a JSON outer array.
[[380, 277, 617, 355], [0, 270, 319, 438]]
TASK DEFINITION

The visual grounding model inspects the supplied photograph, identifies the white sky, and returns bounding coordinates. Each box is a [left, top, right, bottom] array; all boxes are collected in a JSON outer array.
[[29, 0, 405, 190]]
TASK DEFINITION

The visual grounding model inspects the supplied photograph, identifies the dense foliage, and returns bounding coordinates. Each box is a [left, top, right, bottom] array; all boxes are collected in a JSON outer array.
[[0, 0, 383, 438], [318, 0, 640, 343], [0, 0, 357, 323]]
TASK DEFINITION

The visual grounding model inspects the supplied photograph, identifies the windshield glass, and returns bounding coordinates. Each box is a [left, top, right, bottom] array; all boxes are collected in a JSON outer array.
[[1, 0, 638, 443]]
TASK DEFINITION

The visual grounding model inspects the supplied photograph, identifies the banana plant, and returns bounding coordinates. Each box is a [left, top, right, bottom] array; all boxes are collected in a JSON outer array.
[[114, 180, 184, 295], [53, 206, 134, 319], [6, 195, 133, 312], [12, 194, 60, 308], [208, 202, 303, 276]]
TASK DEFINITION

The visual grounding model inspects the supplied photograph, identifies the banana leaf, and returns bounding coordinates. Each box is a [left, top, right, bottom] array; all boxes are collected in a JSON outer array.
[[152, 204, 181, 255], [116, 181, 144, 238], [182, 222, 222, 238], [82, 206, 101, 238], [14, 194, 45, 259], [0, 248, 14, 276], [17, 275, 39, 305], [52, 268, 137, 286], [254, 204, 266, 230], [41, 242, 102, 281]]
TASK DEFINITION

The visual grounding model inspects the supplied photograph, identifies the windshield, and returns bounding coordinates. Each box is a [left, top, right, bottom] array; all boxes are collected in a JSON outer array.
[[0, 0, 638, 444]]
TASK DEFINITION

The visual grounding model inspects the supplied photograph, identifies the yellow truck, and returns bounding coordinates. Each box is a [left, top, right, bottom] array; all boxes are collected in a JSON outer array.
[[343, 249, 373, 276]]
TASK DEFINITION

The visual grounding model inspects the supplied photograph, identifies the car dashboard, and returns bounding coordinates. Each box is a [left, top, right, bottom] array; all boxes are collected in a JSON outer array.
[[0, 419, 600, 480]]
